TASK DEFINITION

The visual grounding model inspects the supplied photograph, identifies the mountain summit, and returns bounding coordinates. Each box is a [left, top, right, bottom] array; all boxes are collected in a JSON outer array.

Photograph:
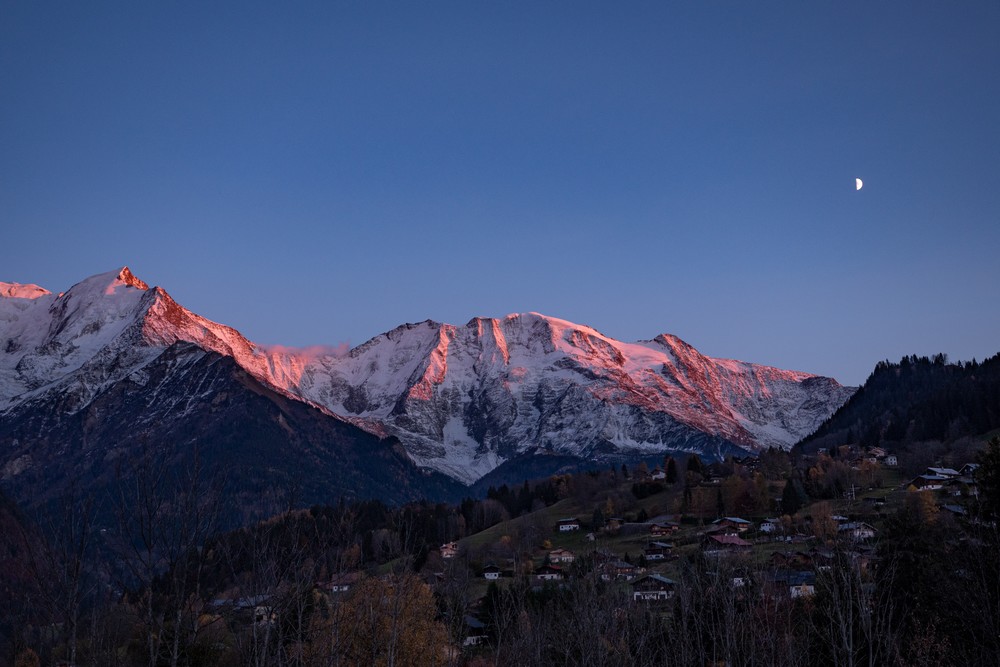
[[0, 269, 855, 487]]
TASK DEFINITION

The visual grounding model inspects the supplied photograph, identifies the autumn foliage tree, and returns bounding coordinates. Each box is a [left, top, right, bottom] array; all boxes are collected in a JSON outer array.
[[307, 572, 447, 667]]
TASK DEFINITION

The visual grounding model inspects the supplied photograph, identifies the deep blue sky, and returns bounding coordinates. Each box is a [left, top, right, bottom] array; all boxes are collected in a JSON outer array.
[[2, 2, 998, 386]]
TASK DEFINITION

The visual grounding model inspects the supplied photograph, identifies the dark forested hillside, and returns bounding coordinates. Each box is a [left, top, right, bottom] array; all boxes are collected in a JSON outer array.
[[0, 343, 465, 523], [797, 352, 1000, 453]]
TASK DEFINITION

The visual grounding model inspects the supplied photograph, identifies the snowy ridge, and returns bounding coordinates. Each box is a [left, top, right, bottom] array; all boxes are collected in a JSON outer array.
[[0, 282, 51, 299], [267, 313, 854, 482], [0, 269, 856, 485]]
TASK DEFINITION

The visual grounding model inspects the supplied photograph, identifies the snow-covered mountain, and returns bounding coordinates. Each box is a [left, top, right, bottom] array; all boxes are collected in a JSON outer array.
[[273, 315, 855, 483], [0, 268, 855, 487]]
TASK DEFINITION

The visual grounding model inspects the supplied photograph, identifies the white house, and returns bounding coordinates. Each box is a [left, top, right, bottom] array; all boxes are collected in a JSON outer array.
[[631, 574, 675, 602], [549, 548, 576, 564], [838, 522, 876, 541], [557, 518, 581, 532]]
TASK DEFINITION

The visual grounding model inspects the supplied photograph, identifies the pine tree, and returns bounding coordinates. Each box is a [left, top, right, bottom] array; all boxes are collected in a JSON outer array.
[[781, 478, 804, 515], [666, 457, 678, 484], [687, 454, 703, 476]]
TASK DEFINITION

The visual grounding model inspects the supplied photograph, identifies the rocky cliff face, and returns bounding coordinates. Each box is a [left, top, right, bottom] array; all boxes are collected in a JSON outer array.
[[0, 268, 855, 489]]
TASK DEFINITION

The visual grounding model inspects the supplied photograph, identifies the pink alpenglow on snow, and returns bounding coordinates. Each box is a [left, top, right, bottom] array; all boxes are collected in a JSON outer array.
[[0, 268, 856, 485]]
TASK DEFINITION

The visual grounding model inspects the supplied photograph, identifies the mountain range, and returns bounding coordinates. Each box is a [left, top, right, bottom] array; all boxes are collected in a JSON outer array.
[[0, 268, 854, 508]]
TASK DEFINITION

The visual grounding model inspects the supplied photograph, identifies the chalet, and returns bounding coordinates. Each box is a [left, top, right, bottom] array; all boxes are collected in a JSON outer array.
[[703, 534, 752, 556], [601, 560, 638, 581], [649, 521, 680, 537], [927, 467, 961, 478], [557, 518, 581, 532], [956, 465, 980, 496], [481, 564, 502, 580], [909, 474, 949, 491], [631, 574, 676, 602], [789, 577, 816, 598], [766, 570, 817, 599], [759, 518, 781, 534], [548, 548, 576, 564], [463, 616, 488, 647], [535, 564, 564, 581], [650, 468, 667, 481], [440, 542, 459, 559], [838, 522, 876, 542], [885, 455, 898, 467], [712, 517, 752, 534], [960, 463, 980, 477], [643, 541, 674, 561]]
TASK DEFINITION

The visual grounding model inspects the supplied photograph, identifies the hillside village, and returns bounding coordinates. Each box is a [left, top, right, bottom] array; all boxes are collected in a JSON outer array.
[[260, 441, 995, 665], [4, 437, 998, 666]]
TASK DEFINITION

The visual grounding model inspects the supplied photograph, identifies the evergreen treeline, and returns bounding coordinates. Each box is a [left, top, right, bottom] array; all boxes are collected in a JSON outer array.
[[799, 352, 1000, 452]]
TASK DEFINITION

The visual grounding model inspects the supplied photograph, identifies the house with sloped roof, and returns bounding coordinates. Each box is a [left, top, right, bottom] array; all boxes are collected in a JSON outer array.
[[649, 521, 680, 537], [838, 522, 876, 542], [643, 541, 674, 561], [548, 548, 575, 564], [463, 616, 488, 646], [711, 517, 752, 533], [909, 474, 949, 490], [535, 564, 564, 581], [765, 570, 817, 599], [556, 518, 581, 531], [632, 574, 675, 602], [599, 560, 638, 581], [481, 564, 502, 580], [703, 534, 752, 556]]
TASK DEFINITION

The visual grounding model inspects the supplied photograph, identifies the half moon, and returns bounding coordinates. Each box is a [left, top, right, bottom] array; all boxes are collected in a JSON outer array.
[[855, 178, 863, 191]]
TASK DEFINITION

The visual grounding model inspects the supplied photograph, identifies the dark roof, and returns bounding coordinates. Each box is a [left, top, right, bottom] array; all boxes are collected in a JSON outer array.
[[707, 534, 752, 547], [769, 570, 816, 586]]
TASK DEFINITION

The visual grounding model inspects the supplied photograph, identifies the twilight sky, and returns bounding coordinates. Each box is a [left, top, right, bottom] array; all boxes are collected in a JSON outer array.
[[1, 1, 998, 386]]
